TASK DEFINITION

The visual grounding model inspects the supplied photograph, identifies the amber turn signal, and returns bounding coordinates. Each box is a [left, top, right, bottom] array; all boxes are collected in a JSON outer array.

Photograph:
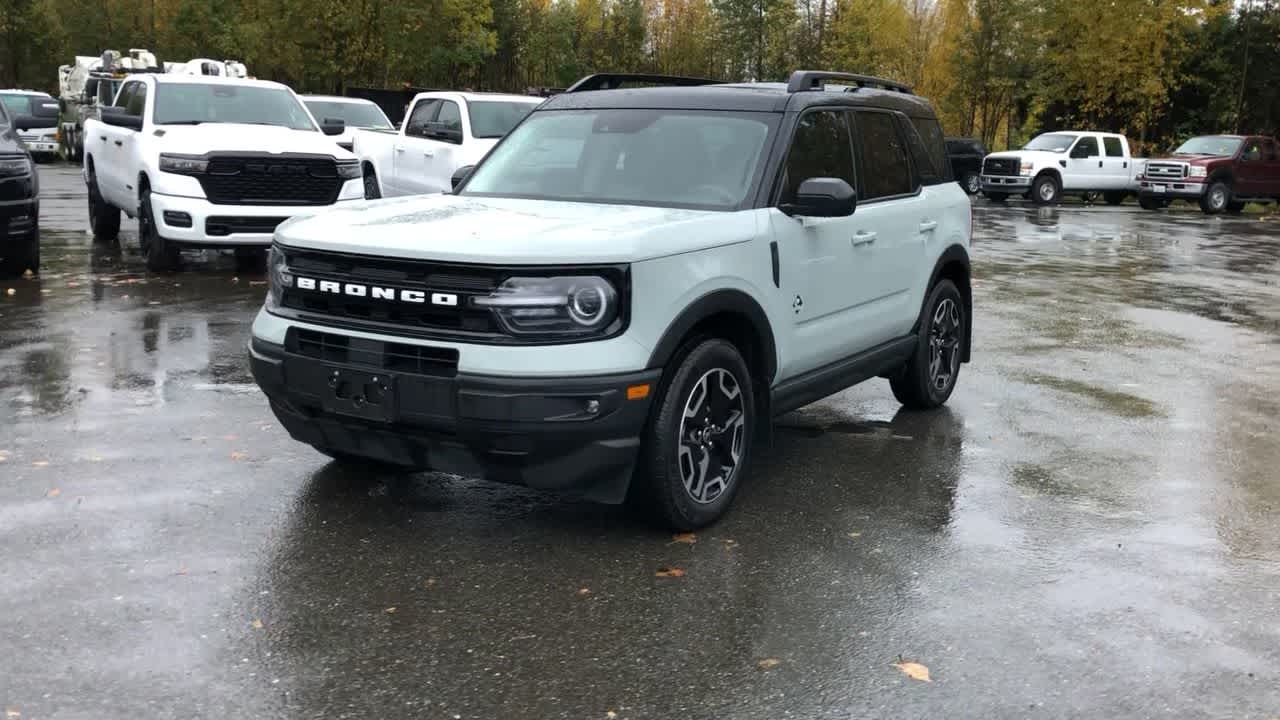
[[626, 384, 651, 400]]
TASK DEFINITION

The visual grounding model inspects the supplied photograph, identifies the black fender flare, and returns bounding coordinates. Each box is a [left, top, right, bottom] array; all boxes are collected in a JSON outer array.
[[916, 244, 972, 362], [646, 288, 778, 383]]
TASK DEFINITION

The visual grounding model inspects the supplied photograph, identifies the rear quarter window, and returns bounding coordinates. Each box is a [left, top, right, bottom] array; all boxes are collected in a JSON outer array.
[[909, 116, 951, 183]]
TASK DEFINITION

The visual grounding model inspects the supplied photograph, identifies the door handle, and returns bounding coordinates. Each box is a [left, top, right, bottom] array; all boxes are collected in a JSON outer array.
[[114, 140, 123, 147], [851, 231, 877, 247], [99, 135, 107, 141], [394, 146, 406, 153], [918, 221, 938, 233], [1098, 160, 1103, 168], [423, 150, 434, 158]]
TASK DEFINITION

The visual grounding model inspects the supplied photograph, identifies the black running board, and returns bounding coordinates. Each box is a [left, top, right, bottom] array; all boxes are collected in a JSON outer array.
[[770, 336, 916, 416]]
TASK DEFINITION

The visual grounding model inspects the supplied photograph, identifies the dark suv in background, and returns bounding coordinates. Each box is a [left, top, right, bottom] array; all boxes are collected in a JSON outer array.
[[0, 98, 48, 276], [946, 137, 986, 195]]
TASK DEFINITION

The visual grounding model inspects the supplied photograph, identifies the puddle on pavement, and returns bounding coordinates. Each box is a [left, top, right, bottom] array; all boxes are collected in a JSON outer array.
[[1018, 373, 1162, 419]]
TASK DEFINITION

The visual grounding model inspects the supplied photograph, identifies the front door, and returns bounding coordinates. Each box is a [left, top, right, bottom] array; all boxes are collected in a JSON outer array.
[[1065, 135, 1104, 189], [769, 108, 869, 378], [395, 98, 439, 196]]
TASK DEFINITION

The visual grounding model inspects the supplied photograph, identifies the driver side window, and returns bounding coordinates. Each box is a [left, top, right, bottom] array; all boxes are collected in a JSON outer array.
[[1072, 136, 1100, 158], [404, 99, 440, 139], [779, 110, 855, 205]]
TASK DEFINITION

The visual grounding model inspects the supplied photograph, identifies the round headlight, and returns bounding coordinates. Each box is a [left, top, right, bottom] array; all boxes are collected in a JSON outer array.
[[568, 284, 608, 326]]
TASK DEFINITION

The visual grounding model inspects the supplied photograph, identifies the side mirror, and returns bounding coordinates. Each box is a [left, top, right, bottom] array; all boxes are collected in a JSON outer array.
[[780, 178, 857, 218], [451, 164, 475, 191], [100, 106, 143, 130], [321, 118, 346, 136]]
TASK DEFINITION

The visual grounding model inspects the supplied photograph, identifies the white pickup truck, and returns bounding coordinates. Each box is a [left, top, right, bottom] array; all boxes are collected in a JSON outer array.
[[353, 91, 541, 199], [980, 131, 1145, 205], [83, 74, 364, 271]]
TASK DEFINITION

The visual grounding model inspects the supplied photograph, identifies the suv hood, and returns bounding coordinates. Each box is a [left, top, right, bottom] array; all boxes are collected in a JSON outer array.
[[153, 123, 356, 159], [276, 194, 755, 264]]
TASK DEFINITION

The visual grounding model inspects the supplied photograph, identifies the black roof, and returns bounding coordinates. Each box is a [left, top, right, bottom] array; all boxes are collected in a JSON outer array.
[[540, 72, 940, 118]]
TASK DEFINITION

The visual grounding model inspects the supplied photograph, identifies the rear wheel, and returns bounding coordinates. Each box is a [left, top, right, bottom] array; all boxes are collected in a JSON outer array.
[[87, 170, 120, 242], [960, 172, 980, 195], [1032, 174, 1061, 206], [1103, 192, 1125, 206], [139, 187, 180, 272], [1199, 180, 1231, 214], [891, 280, 966, 410], [0, 226, 39, 277], [635, 338, 756, 530]]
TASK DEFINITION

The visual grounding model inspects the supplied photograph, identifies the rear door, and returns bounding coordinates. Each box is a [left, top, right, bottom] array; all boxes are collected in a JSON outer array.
[[1100, 136, 1132, 189], [97, 80, 138, 205], [1235, 138, 1279, 196], [395, 98, 440, 195]]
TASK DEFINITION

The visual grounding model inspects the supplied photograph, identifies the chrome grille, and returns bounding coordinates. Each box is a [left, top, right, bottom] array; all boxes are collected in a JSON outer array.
[[1145, 162, 1187, 180]]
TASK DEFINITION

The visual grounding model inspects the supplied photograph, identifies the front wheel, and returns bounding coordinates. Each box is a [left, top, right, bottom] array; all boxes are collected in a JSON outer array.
[[635, 338, 756, 530], [140, 188, 180, 272], [1032, 174, 1061, 206], [960, 172, 980, 195], [891, 280, 966, 410], [0, 227, 39, 277], [1199, 180, 1231, 215]]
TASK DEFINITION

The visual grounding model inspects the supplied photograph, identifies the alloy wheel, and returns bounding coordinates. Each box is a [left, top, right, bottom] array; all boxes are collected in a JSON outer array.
[[1038, 180, 1057, 203], [928, 298, 962, 393], [677, 368, 747, 505]]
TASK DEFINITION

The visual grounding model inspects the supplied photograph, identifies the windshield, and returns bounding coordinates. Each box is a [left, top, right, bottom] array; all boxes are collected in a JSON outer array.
[[1023, 133, 1078, 153], [0, 94, 35, 116], [304, 100, 392, 129], [461, 109, 774, 211], [153, 83, 317, 130], [1173, 136, 1242, 157], [468, 100, 538, 139]]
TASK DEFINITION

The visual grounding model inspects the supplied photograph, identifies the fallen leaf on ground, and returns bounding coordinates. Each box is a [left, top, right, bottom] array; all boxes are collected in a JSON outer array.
[[46, 488, 61, 498], [654, 567, 685, 578], [229, 451, 247, 461], [385, 606, 397, 614], [577, 587, 591, 596], [757, 658, 781, 670], [605, 711, 618, 719], [671, 532, 696, 544], [31, 460, 49, 467], [847, 532, 862, 539], [251, 619, 263, 629], [892, 661, 931, 682]]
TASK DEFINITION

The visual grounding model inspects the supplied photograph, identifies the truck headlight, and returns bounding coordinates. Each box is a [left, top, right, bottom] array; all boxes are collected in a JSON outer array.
[[473, 276, 621, 337], [1019, 161, 1034, 176], [336, 161, 361, 180], [266, 246, 293, 309], [0, 156, 32, 177], [1188, 166, 1207, 178], [159, 153, 209, 174]]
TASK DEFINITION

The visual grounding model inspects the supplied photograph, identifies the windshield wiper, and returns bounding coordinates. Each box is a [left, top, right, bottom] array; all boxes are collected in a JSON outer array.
[[159, 120, 204, 125]]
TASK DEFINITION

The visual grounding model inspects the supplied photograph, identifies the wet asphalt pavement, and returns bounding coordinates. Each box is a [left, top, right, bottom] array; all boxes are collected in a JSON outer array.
[[2, 165, 1279, 719]]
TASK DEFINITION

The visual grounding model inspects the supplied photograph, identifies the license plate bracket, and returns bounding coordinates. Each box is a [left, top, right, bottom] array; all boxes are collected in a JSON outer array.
[[1152, 184, 1166, 193], [322, 366, 397, 422]]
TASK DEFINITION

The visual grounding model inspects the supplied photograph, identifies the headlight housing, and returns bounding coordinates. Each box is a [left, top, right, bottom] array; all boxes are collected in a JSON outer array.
[[1019, 161, 1034, 176], [159, 153, 209, 175], [0, 156, 32, 177], [266, 245, 293, 309], [336, 160, 361, 180], [473, 276, 621, 338], [1188, 165, 1207, 178]]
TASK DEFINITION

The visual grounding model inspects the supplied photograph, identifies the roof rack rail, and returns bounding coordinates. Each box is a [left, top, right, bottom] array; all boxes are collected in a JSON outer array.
[[565, 73, 722, 93], [785, 70, 912, 95]]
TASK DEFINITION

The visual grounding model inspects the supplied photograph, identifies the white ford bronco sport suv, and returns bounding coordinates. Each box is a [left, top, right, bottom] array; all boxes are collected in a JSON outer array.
[[84, 74, 363, 271], [250, 71, 973, 529]]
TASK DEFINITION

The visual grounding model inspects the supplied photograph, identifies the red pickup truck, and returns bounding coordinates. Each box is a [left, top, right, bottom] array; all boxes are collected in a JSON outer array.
[[1137, 135, 1280, 214]]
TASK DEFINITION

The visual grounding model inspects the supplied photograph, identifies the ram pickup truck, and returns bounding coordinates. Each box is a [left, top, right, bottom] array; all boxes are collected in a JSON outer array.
[[0, 100, 45, 275], [1138, 135, 1280, 214], [354, 91, 541, 199], [1, 90, 61, 162], [84, 74, 363, 271], [302, 95, 394, 152], [981, 131, 1144, 205]]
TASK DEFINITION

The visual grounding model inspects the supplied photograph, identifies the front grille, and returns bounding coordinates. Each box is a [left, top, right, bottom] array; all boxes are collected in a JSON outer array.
[[206, 216, 289, 236], [1145, 162, 1187, 180], [196, 154, 341, 206], [983, 157, 1019, 176], [287, 328, 459, 377], [277, 247, 506, 339]]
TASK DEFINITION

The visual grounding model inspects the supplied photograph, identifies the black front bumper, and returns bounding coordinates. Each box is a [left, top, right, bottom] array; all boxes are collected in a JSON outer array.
[[250, 337, 660, 503]]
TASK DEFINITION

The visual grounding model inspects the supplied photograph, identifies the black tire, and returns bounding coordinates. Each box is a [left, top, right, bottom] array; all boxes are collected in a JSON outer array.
[[960, 172, 980, 195], [139, 187, 180, 272], [87, 169, 120, 242], [363, 166, 381, 200], [634, 337, 756, 530], [1225, 201, 1246, 215], [891, 279, 966, 410], [1199, 180, 1231, 215], [1138, 195, 1161, 211], [0, 227, 39, 277], [1031, 174, 1061, 206], [1103, 192, 1125, 206], [986, 192, 1008, 203]]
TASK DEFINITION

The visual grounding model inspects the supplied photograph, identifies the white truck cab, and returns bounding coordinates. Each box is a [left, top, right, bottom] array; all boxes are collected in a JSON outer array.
[[353, 91, 542, 198], [981, 131, 1143, 205], [83, 74, 363, 271], [301, 95, 394, 152]]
